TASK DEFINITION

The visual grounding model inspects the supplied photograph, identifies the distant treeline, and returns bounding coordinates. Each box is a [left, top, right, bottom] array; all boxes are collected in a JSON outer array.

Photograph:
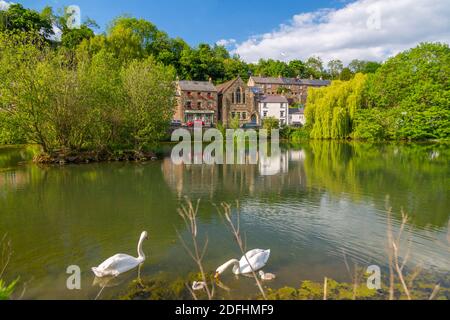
[[0, 3, 381, 83]]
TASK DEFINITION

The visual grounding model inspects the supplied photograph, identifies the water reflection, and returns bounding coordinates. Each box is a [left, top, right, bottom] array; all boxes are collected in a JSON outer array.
[[0, 142, 449, 299]]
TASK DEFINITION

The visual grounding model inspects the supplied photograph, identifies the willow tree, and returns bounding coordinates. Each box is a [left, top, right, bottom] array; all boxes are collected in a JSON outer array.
[[305, 73, 367, 139]]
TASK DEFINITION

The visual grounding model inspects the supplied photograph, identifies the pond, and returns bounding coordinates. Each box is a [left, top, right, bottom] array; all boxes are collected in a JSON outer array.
[[0, 142, 449, 299]]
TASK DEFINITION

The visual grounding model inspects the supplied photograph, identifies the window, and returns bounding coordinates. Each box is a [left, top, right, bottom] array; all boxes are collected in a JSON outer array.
[[231, 112, 236, 118], [280, 111, 285, 118], [231, 92, 235, 104], [197, 101, 202, 108], [185, 101, 192, 108], [242, 112, 247, 119], [263, 111, 268, 117], [243, 91, 246, 104], [235, 87, 242, 104]]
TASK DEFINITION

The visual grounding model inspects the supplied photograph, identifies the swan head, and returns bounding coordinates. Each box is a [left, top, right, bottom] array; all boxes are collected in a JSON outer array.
[[215, 259, 239, 280], [141, 231, 149, 240]]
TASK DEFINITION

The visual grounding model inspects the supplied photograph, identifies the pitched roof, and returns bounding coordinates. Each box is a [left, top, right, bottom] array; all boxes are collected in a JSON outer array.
[[250, 76, 331, 86], [178, 80, 217, 92], [289, 108, 305, 115], [216, 78, 236, 94], [259, 95, 289, 103], [251, 76, 285, 85]]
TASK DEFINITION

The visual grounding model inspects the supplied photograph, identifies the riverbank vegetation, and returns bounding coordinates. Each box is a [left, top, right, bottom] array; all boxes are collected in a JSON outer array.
[[0, 3, 389, 157], [305, 43, 450, 141]]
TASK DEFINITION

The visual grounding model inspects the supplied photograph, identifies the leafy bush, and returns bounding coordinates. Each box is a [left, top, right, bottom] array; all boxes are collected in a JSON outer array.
[[289, 127, 310, 143], [262, 117, 280, 131]]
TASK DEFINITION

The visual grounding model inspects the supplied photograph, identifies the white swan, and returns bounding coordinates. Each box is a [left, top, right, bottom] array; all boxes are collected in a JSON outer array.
[[214, 249, 270, 279], [92, 231, 148, 278], [192, 281, 207, 291]]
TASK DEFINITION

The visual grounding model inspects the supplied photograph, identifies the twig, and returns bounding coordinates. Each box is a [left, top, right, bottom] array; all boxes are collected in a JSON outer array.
[[0, 234, 12, 279], [177, 197, 214, 300], [429, 284, 440, 300], [392, 242, 411, 300], [218, 202, 267, 300], [385, 199, 395, 300]]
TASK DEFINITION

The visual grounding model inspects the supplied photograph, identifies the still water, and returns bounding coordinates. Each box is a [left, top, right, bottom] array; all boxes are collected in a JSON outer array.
[[0, 142, 449, 299]]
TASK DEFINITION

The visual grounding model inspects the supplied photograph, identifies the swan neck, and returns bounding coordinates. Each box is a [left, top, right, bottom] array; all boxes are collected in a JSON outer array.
[[218, 259, 240, 274], [137, 235, 145, 260]]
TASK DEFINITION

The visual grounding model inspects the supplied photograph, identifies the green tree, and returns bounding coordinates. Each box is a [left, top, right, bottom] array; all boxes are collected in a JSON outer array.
[[263, 117, 280, 131], [0, 4, 54, 38], [348, 59, 381, 74], [363, 42, 450, 140], [305, 73, 367, 139], [340, 67, 353, 81], [327, 59, 344, 80], [121, 57, 176, 150], [305, 56, 324, 79], [288, 59, 307, 78]]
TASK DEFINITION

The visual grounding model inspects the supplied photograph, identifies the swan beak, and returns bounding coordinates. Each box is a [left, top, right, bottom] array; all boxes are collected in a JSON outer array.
[[145, 236, 149, 240], [214, 272, 220, 280]]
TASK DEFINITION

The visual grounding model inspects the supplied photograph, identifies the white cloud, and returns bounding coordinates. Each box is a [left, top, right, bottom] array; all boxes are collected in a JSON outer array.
[[231, 0, 450, 64], [0, 0, 12, 11], [216, 38, 236, 47]]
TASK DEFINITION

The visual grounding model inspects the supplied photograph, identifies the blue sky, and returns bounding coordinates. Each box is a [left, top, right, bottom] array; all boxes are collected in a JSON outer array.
[[15, 0, 348, 45], [5, 0, 450, 63]]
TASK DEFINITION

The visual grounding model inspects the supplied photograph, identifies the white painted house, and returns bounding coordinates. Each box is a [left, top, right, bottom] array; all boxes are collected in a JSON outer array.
[[288, 108, 306, 126], [258, 95, 289, 126]]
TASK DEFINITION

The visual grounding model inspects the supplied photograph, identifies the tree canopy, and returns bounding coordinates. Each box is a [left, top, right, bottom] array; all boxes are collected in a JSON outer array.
[[305, 43, 450, 141]]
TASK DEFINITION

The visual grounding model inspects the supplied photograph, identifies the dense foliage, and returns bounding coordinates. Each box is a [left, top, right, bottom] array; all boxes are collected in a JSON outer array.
[[306, 43, 450, 141], [306, 74, 367, 139], [0, 32, 175, 153], [0, 4, 447, 147], [359, 43, 450, 140]]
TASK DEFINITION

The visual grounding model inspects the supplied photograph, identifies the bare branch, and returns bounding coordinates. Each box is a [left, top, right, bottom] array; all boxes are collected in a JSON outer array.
[[177, 198, 214, 300], [217, 202, 267, 300], [429, 284, 440, 300]]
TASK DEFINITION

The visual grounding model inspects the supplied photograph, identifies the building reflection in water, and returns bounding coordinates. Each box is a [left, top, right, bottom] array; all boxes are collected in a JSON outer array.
[[161, 147, 307, 199]]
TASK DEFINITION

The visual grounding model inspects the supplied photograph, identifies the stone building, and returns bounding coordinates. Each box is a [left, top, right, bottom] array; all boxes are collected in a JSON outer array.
[[174, 80, 218, 126], [217, 76, 260, 127], [247, 76, 331, 105]]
